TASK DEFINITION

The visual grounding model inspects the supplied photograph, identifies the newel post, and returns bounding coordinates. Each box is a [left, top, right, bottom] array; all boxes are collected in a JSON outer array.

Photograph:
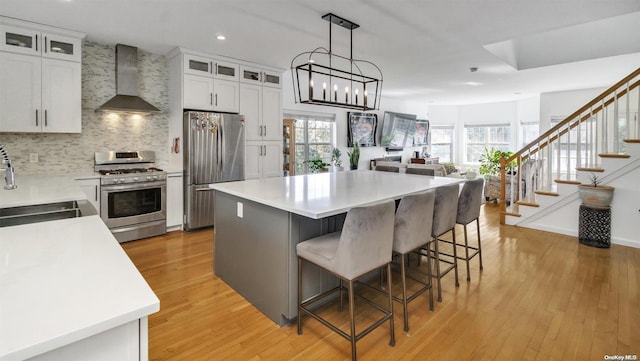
[[499, 155, 507, 224]]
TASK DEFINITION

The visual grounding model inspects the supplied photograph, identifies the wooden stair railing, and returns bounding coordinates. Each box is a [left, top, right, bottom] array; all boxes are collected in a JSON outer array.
[[499, 67, 640, 224]]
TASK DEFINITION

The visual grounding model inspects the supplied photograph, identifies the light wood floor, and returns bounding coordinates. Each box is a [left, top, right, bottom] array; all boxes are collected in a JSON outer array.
[[122, 203, 640, 361]]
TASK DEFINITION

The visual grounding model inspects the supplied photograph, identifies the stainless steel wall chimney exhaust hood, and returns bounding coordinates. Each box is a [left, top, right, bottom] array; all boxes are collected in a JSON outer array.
[[96, 44, 161, 114]]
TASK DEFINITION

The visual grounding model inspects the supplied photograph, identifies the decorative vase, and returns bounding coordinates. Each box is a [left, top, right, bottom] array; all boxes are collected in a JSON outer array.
[[350, 165, 357, 170], [577, 185, 614, 208], [465, 168, 477, 179]]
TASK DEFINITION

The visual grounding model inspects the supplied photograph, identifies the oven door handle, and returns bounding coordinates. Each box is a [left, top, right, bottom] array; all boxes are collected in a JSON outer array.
[[100, 180, 167, 191]]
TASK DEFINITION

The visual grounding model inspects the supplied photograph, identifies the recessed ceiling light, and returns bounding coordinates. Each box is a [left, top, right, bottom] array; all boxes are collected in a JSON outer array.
[[216, 34, 226, 40], [465, 81, 482, 86]]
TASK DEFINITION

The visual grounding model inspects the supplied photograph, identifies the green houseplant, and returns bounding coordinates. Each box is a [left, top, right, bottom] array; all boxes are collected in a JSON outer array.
[[331, 147, 343, 171], [306, 158, 330, 173], [347, 143, 360, 170], [479, 147, 517, 177]]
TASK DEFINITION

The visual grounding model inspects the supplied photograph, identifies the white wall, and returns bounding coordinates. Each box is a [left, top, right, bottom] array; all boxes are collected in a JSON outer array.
[[539, 87, 606, 130]]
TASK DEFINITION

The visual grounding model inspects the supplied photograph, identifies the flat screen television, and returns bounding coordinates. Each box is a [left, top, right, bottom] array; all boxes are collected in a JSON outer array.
[[347, 112, 377, 147], [378, 111, 417, 151]]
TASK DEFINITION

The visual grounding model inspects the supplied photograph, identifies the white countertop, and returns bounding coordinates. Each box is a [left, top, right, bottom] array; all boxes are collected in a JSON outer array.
[[0, 174, 88, 208], [0, 215, 160, 360], [210, 171, 464, 219]]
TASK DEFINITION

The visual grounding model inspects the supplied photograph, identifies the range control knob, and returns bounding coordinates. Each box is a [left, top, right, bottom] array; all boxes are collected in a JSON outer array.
[[146, 176, 152, 181], [152, 175, 158, 180], [133, 177, 139, 182], [119, 178, 126, 184]]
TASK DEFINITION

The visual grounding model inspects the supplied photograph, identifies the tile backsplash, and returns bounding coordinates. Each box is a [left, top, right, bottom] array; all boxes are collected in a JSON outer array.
[[0, 41, 169, 175]]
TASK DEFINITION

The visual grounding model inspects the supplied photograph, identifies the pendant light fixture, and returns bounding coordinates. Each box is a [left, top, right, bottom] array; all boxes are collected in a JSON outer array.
[[291, 13, 383, 111]]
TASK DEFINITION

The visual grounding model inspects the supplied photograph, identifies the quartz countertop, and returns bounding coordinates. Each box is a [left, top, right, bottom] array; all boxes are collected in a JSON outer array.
[[210, 171, 464, 219], [0, 174, 88, 208], [0, 215, 160, 360]]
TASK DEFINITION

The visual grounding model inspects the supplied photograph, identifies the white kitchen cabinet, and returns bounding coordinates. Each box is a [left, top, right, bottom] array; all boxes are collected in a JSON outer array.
[[182, 56, 239, 113], [183, 73, 214, 111], [240, 83, 281, 142], [246, 141, 283, 179], [0, 23, 81, 62], [76, 177, 100, 213], [28, 319, 142, 361], [0, 52, 80, 133], [213, 59, 239, 81], [0, 18, 83, 133], [240, 65, 281, 88], [240, 78, 282, 179], [212, 78, 239, 113], [41, 57, 82, 132], [183, 53, 213, 76], [0, 52, 40, 132], [166, 172, 183, 230]]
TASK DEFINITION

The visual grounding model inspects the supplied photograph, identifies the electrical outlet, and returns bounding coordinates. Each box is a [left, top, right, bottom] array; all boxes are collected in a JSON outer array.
[[29, 153, 38, 163], [237, 202, 243, 218]]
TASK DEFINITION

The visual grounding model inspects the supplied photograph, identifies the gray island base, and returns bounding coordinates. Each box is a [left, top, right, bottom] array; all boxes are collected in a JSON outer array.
[[211, 171, 463, 325]]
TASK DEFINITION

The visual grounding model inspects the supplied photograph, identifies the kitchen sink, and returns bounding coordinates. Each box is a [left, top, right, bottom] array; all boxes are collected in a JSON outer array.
[[0, 200, 97, 227]]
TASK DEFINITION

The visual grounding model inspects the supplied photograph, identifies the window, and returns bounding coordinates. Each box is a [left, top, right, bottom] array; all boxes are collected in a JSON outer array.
[[284, 111, 335, 175], [520, 121, 539, 148], [464, 124, 511, 163], [428, 125, 454, 162]]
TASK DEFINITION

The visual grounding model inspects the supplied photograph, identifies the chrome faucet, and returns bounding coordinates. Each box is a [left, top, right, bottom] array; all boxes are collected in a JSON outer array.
[[0, 145, 17, 190]]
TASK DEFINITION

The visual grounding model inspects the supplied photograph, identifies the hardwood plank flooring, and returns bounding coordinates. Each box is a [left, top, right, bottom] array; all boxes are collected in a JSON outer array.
[[122, 203, 640, 360]]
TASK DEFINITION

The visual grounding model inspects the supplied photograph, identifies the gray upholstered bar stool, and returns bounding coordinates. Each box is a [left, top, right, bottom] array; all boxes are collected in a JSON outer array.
[[375, 165, 400, 172], [405, 167, 435, 176], [456, 178, 484, 281], [426, 183, 460, 302], [297, 199, 396, 361], [392, 190, 435, 332]]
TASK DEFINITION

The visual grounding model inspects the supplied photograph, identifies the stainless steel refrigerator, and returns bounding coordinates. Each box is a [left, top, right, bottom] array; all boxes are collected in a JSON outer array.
[[184, 111, 245, 230]]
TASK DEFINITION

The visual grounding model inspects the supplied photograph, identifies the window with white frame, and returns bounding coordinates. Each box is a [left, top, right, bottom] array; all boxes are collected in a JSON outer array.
[[464, 124, 511, 163], [284, 111, 335, 175], [520, 121, 540, 148], [428, 125, 454, 163]]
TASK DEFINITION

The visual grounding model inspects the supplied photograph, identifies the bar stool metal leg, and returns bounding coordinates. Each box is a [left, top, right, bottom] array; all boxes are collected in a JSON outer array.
[[477, 219, 483, 270], [386, 263, 395, 346], [297, 257, 303, 335]]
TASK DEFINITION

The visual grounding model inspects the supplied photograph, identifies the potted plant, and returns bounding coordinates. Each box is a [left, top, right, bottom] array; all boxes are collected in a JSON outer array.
[[478, 147, 517, 177], [478, 147, 517, 203], [331, 147, 344, 171], [347, 143, 359, 170], [305, 158, 330, 173], [578, 174, 614, 208]]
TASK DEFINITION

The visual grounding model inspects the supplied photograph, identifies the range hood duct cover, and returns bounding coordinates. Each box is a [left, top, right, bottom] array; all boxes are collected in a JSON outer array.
[[97, 44, 161, 113]]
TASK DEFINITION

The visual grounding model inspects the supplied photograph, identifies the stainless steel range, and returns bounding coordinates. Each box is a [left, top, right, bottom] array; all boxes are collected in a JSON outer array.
[[95, 151, 166, 243]]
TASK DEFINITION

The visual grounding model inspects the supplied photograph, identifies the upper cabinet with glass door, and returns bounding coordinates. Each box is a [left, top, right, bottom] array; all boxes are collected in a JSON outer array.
[[0, 24, 82, 62], [240, 65, 281, 88], [183, 54, 239, 81]]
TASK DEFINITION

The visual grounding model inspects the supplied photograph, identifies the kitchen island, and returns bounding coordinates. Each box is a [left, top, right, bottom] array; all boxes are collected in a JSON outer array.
[[0, 175, 159, 361], [210, 171, 462, 326]]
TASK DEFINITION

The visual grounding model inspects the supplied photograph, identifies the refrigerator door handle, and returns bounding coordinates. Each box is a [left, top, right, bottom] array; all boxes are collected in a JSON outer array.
[[218, 116, 224, 182]]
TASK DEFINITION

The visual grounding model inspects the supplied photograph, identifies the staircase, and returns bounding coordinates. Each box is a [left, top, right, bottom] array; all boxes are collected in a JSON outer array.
[[498, 67, 640, 248]]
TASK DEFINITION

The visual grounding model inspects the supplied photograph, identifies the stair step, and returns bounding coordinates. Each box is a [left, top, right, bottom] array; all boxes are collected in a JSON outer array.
[[599, 153, 631, 159], [501, 211, 521, 217], [535, 190, 559, 197], [575, 167, 605, 172], [554, 179, 582, 185], [516, 200, 539, 207], [623, 139, 640, 144]]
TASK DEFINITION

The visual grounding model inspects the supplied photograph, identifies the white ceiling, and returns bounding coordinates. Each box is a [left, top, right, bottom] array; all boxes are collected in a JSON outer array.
[[2, 0, 640, 105]]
